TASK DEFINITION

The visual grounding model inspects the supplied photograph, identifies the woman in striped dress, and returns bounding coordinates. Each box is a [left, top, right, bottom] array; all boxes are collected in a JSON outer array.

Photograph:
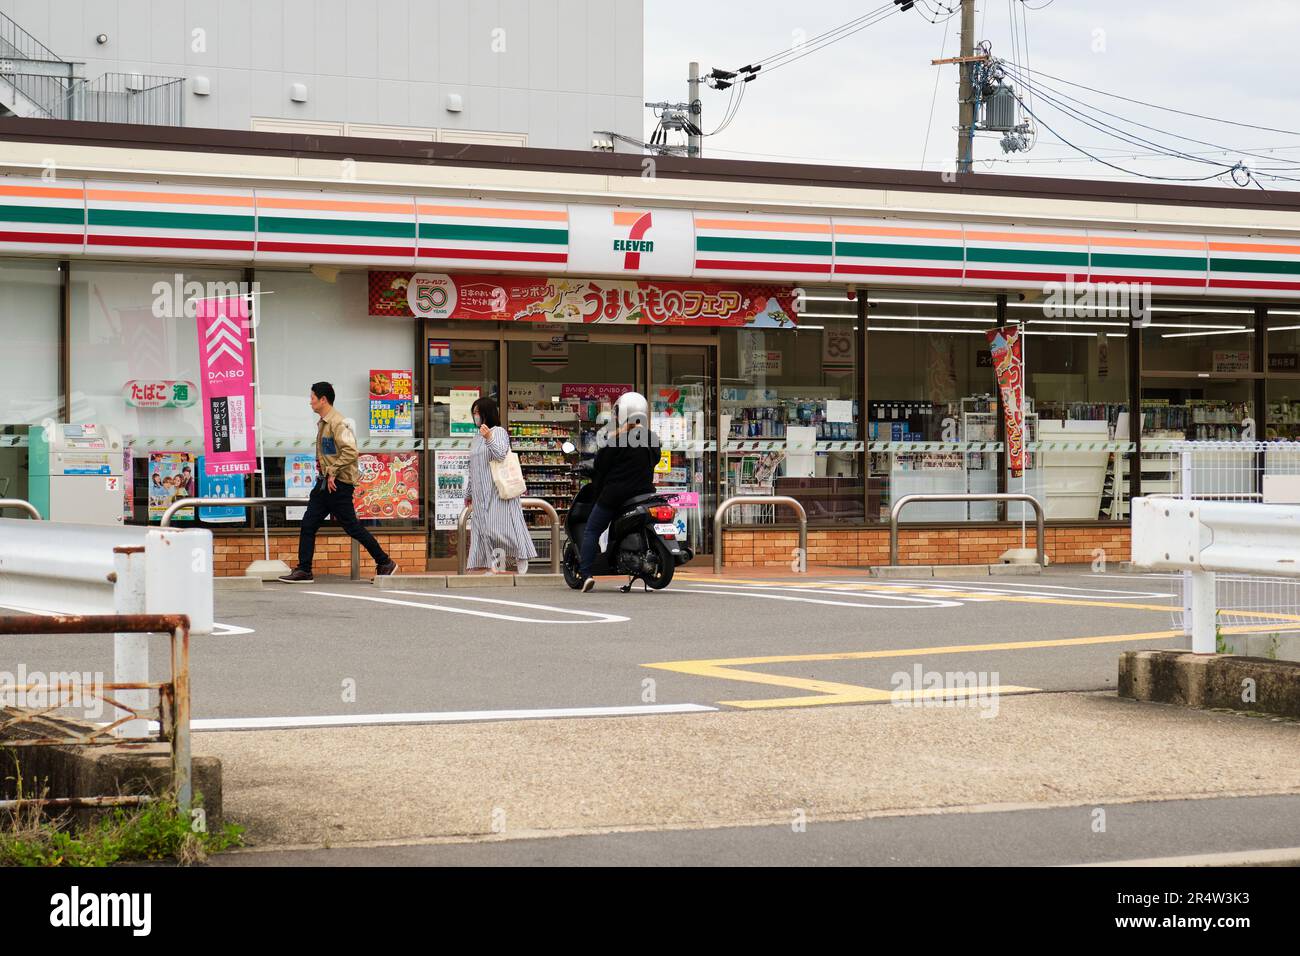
[[465, 397, 537, 574]]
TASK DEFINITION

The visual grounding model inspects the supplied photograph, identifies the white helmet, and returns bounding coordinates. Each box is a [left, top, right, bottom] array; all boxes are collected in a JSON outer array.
[[612, 391, 649, 430]]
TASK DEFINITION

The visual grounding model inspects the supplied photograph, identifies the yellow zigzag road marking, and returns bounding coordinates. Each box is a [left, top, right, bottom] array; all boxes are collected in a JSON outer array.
[[644, 629, 1183, 710]]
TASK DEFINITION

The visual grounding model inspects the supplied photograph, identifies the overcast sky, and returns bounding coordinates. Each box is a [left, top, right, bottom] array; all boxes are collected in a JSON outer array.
[[643, 0, 1300, 190]]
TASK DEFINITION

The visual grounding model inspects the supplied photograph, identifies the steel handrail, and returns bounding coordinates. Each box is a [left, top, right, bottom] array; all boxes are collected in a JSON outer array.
[[713, 496, 808, 573], [0, 498, 41, 520], [889, 493, 1046, 566], [160, 495, 299, 527], [456, 498, 562, 575]]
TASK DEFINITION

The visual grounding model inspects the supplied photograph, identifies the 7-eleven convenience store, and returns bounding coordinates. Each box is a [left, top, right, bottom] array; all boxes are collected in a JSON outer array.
[[3, 119, 1300, 573]]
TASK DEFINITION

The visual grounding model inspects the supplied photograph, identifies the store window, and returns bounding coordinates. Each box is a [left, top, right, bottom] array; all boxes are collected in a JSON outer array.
[[720, 304, 862, 527], [69, 262, 243, 525], [1142, 301, 1256, 373], [868, 292, 1006, 521], [0, 259, 61, 503], [256, 269, 420, 531]]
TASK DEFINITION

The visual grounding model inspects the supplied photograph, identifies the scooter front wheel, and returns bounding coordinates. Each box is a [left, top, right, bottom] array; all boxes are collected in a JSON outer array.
[[562, 542, 584, 590]]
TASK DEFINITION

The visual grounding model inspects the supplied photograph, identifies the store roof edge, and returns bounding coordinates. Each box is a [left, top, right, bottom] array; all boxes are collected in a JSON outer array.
[[2, 117, 1300, 214]]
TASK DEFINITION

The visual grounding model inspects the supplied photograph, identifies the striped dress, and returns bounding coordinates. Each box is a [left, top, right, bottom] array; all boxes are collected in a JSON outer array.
[[465, 426, 538, 570]]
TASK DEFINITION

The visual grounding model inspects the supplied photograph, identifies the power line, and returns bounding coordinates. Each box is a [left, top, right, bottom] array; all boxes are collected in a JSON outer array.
[[1001, 58, 1300, 137]]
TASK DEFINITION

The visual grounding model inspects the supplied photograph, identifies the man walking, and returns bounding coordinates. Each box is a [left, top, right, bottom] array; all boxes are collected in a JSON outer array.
[[278, 382, 398, 583]]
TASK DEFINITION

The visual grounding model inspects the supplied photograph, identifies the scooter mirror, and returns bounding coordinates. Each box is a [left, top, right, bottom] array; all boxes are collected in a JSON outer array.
[[561, 441, 576, 454]]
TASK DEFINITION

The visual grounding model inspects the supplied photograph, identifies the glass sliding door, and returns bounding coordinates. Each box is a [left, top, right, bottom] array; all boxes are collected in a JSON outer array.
[[650, 344, 717, 556], [424, 335, 499, 569]]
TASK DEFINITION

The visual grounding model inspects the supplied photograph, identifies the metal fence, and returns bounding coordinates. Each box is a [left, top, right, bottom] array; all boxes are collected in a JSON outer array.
[[0, 613, 192, 811], [70, 72, 185, 125]]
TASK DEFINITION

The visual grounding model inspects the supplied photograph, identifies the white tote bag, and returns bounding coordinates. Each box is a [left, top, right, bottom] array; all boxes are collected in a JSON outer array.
[[490, 451, 527, 500]]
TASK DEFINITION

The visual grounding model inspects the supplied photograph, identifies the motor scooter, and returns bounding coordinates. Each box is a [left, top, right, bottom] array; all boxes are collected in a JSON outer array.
[[559, 442, 693, 591]]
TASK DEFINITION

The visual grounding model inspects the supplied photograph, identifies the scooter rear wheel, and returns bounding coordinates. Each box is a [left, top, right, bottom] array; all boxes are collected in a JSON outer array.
[[562, 541, 584, 590], [643, 538, 675, 590]]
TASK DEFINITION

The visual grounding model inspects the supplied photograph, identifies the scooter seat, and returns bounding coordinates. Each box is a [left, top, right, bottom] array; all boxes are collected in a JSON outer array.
[[623, 492, 667, 508]]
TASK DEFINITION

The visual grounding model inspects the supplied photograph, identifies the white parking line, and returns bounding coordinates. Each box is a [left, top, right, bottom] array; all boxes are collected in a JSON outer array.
[[679, 584, 962, 609], [169, 703, 717, 731], [305, 589, 630, 624]]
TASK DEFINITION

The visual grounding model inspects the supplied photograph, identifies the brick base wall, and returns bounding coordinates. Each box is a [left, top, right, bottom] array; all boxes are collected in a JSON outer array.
[[214, 534, 426, 576], [213, 525, 1131, 575], [721, 525, 1131, 569]]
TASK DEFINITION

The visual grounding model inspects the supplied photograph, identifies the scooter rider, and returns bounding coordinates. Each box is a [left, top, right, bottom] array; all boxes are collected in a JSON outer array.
[[578, 391, 660, 593]]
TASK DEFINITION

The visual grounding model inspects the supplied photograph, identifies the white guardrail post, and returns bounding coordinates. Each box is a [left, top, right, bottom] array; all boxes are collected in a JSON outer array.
[[112, 545, 149, 738]]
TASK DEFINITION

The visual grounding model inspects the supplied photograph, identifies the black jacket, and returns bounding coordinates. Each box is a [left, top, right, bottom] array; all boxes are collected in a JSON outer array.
[[590, 428, 660, 510]]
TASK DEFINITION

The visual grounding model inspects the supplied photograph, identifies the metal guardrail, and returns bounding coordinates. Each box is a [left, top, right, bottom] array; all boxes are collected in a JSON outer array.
[[456, 499, 561, 575], [0, 498, 40, 520], [160, 495, 299, 528], [889, 493, 1046, 567], [0, 613, 191, 811], [714, 496, 808, 573]]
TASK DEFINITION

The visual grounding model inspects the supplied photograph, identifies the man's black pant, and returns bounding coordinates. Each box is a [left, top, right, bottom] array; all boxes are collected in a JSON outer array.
[[297, 479, 390, 572]]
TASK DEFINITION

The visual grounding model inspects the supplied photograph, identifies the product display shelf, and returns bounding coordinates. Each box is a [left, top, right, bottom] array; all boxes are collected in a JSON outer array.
[[509, 409, 580, 554]]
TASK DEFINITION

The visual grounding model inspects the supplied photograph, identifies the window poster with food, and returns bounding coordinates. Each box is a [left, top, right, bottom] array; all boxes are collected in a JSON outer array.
[[434, 450, 471, 531], [354, 452, 420, 520], [148, 452, 196, 522], [369, 368, 414, 437]]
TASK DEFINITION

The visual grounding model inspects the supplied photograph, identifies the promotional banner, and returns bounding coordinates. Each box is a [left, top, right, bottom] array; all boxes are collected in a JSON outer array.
[[196, 296, 256, 475], [986, 326, 1025, 477], [560, 383, 632, 405], [369, 272, 799, 328], [122, 449, 135, 520], [434, 450, 471, 531], [355, 453, 420, 520], [197, 456, 247, 522], [368, 368, 414, 437], [148, 452, 195, 522], [284, 453, 317, 521]]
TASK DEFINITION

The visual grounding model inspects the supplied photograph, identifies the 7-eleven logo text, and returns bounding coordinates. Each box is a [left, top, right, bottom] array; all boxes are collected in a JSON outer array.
[[612, 210, 654, 269]]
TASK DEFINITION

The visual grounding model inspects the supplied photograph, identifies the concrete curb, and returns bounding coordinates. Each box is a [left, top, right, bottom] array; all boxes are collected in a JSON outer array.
[[213, 576, 263, 592], [1118, 650, 1300, 718], [375, 574, 565, 589], [871, 563, 1043, 579]]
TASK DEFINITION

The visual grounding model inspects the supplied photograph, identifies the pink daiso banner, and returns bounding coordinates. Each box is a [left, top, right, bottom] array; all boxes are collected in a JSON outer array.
[[197, 296, 256, 475]]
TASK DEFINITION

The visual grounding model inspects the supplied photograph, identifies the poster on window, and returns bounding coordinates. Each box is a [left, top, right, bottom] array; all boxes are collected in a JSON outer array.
[[196, 296, 256, 475], [986, 326, 1025, 477], [284, 453, 317, 521], [196, 456, 246, 523], [434, 450, 471, 531], [368, 368, 414, 437], [354, 452, 420, 520], [148, 452, 196, 522], [122, 449, 135, 520], [822, 326, 854, 376], [449, 388, 480, 435]]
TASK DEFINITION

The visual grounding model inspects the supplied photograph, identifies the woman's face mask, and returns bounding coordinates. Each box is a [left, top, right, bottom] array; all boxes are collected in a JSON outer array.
[[473, 413, 482, 426]]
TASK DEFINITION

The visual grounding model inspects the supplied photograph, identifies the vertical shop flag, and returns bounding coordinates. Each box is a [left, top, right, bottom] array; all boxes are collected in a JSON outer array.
[[196, 296, 256, 475], [985, 326, 1025, 477]]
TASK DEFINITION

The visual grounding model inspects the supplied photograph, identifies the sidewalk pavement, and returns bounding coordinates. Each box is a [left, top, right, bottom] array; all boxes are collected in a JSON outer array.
[[201, 692, 1299, 849]]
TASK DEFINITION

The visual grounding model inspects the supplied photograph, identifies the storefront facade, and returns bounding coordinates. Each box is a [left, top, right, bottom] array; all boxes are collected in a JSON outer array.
[[4, 120, 1300, 572]]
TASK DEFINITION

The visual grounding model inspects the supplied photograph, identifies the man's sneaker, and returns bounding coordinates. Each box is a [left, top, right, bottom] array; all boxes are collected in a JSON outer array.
[[581, 576, 596, 593], [375, 560, 399, 577], [277, 568, 314, 584]]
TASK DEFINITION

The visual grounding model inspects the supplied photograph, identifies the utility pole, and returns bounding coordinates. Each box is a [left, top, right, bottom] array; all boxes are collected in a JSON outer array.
[[688, 61, 702, 159], [956, 0, 975, 174]]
